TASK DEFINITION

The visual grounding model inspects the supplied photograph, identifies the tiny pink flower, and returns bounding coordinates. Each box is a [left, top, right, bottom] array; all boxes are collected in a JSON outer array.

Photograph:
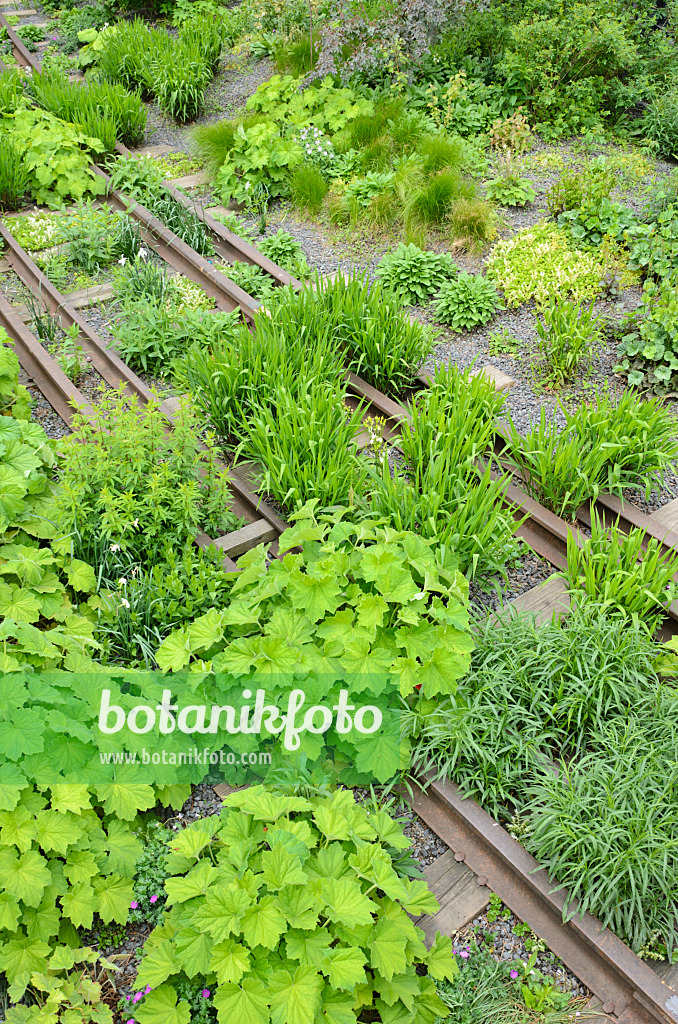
[[127, 1019, 134, 1024], [150, 894, 158, 904], [145, 986, 151, 994], [201, 989, 211, 998], [510, 970, 518, 979], [459, 951, 469, 959], [130, 900, 138, 909]]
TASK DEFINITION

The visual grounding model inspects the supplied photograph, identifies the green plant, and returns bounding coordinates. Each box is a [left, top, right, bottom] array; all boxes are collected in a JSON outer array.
[[643, 88, 678, 160], [376, 243, 458, 306], [503, 390, 678, 519], [49, 325, 88, 382], [30, 70, 147, 150], [258, 229, 309, 276], [0, 141, 30, 211], [246, 73, 374, 132], [361, 363, 520, 582], [435, 939, 525, 1023], [0, 107, 106, 209], [408, 168, 473, 225], [135, 785, 459, 1023], [557, 196, 636, 248], [487, 328, 519, 356], [435, 272, 502, 332], [448, 197, 497, 250], [534, 297, 603, 386], [216, 121, 304, 203], [61, 199, 130, 273], [486, 221, 604, 307], [485, 174, 535, 207], [545, 165, 615, 218], [0, 69, 24, 115], [225, 261, 275, 302], [615, 274, 678, 391], [290, 163, 328, 215], [0, 328, 31, 419], [128, 821, 170, 927], [210, 209, 256, 241], [562, 511, 678, 630], [191, 117, 242, 175], [55, 389, 241, 569]]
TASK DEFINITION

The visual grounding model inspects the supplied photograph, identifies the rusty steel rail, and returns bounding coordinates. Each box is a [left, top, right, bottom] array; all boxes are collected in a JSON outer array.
[[410, 776, 678, 1024], [0, 12, 42, 71], [114, 142, 302, 289]]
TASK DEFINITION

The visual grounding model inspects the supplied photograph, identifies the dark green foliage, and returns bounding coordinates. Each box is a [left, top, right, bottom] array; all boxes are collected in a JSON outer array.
[[0, 69, 25, 115], [435, 272, 502, 331], [376, 242, 458, 305], [0, 142, 30, 211]]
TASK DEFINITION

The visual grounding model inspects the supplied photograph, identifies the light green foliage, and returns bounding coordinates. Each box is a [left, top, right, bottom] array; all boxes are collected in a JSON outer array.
[[615, 274, 678, 391], [225, 261, 275, 302], [246, 74, 374, 132], [545, 164, 615, 219], [434, 272, 502, 332], [534, 297, 603, 386], [217, 121, 304, 203], [643, 88, 678, 160], [362, 363, 520, 581], [0, 330, 31, 420], [55, 389, 240, 569], [289, 164, 329, 215], [136, 784, 457, 1024], [4, 948, 116, 1023], [502, 389, 678, 519], [485, 175, 535, 207], [557, 197, 636, 248], [562, 511, 678, 630], [486, 221, 604, 307], [157, 506, 473, 706], [0, 107, 105, 209], [0, 391, 57, 540], [376, 243, 458, 305], [3, 211, 62, 252]]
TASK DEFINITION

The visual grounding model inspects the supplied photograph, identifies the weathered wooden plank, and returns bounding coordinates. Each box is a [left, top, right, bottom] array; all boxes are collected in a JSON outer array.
[[131, 144, 175, 158], [212, 519, 278, 559], [507, 574, 571, 626], [171, 171, 209, 189], [413, 850, 489, 946], [653, 961, 678, 990], [470, 363, 517, 391], [649, 496, 678, 536], [63, 282, 115, 308]]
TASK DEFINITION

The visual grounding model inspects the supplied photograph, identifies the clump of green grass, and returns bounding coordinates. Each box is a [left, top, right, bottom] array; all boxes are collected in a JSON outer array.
[[0, 143, 30, 211], [290, 165, 328, 215]]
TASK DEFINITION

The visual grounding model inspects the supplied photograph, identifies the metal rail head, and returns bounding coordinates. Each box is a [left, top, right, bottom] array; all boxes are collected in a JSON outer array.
[[0, 12, 43, 71]]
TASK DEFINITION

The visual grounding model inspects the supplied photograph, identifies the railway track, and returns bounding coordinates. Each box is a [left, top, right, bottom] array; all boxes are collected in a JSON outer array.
[[4, 14, 678, 1020]]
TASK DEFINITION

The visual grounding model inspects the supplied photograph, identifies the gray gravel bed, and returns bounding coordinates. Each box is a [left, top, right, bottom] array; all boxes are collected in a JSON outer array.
[[470, 546, 555, 615], [457, 909, 590, 1000], [28, 384, 69, 439]]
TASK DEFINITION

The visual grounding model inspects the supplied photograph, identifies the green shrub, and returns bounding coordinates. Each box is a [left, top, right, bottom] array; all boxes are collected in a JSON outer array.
[[217, 121, 304, 203], [486, 221, 604, 307], [56, 389, 241, 568], [435, 272, 502, 332], [113, 302, 228, 375], [545, 165, 615, 218], [615, 274, 678, 391], [534, 296, 603, 386], [376, 243, 457, 306], [290, 163, 328, 214], [258, 228, 308, 276], [563, 511, 678, 630], [225, 261, 275, 302], [0, 141, 30, 211], [246, 73, 374, 133], [557, 196, 636, 248], [134, 786, 458, 1024]]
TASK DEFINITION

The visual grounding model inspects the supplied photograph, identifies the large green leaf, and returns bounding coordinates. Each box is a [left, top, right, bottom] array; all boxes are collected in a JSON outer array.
[[213, 978, 270, 1024], [135, 984, 191, 1024], [192, 882, 251, 941], [96, 782, 155, 819], [60, 881, 97, 929], [268, 965, 323, 1024], [0, 848, 50, 906], [241, 895, 287, 949], [319, 987, 356, 1024], [322, 877, 375, 929], [165, 859, 219, 906], [369, 918, 408, 981], [209, 938, 251, 985], [174, 926, 213, 977], [94, 873, 134, 924], [323, 946, 367, 990], [34, 808, 84, 855], [137, 938, 178, 989], [0, 708, 45, 760], [260, 844, 308, 891]]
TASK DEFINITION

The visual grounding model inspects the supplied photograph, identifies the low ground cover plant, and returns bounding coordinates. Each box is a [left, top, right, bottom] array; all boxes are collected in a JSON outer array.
[[376, 243, 458, 305], [435, 272, 502, 332]]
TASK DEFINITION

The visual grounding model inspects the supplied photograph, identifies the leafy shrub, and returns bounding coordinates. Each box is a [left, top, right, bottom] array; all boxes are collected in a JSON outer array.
[[486, 221, 604, 307], [135, 784, 459, 1024], [423, 70, 501, 137], [225, 261, 275, 302], [217, 121, 304, 203], [643, 88, 678, 160], [503, 389, 678, 519], [113, 303, 230, 374], [563, 511, 678, 629], [1, 107, 105, 209], [534, 297, 603, 386], [30, 70, 147, 149], [362, 363, 519, 581], [435, 272, 502, 332], [56, 389, 241, 569], [290, 163, 328, 214], [0, 142, 30, 211], [258, 229, 308, 276], [485, 175, 535, 207], [376, 243, 457, 305]]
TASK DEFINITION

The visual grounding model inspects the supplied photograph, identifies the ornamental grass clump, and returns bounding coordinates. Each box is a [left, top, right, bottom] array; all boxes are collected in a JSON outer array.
[[134, 785, 461, 1024]]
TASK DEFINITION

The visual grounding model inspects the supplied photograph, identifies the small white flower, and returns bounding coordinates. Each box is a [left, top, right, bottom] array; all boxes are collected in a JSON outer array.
[[120, 597, 130, 609], [110, 543, 121, 552], [118, 577, 128, 587], [138, 248, 148, 260], [118, 256, 126, 266], [132, 518, 139, 527]]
